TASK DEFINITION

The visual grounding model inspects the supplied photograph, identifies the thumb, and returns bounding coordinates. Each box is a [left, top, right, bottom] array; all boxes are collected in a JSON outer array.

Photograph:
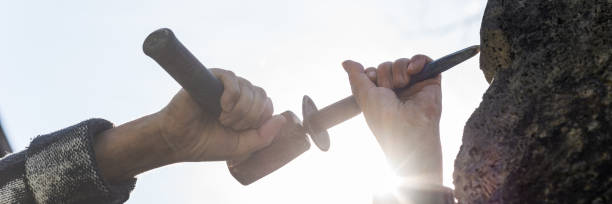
[[342, 60, 375, 106], [233, 114, 286, 156]]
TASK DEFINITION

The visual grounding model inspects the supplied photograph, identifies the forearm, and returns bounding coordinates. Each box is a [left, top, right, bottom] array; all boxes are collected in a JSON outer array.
[[94, 113, 175, 184]]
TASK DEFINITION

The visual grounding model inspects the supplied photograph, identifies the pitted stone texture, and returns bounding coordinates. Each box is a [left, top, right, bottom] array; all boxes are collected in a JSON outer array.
[[454, 1, 611, 203]]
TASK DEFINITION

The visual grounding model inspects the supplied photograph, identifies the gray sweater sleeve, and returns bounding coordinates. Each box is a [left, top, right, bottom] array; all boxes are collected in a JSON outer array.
[[0, 119, 136, 204]]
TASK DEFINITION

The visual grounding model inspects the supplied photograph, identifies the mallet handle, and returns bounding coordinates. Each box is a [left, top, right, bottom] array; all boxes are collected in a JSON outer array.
[[143, 28, 224, 117]]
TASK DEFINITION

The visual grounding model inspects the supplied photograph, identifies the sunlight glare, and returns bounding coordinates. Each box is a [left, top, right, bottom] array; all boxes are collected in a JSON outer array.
[[372, 162, 402, 195]]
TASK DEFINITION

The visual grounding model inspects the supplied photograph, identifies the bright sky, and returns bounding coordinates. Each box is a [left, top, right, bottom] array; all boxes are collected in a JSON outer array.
[[0, 0, 488, 203]]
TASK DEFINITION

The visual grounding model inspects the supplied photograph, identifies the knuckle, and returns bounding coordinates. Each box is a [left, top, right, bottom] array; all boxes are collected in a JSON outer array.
[[226, 70, 236, 77], [239, 77, 252, 86], [377, 67, 390, 79], [412, 54, 431, 63], [209, 68, 221, 73], [255, 86, 266, 98], [394, 58, 410, 66], [210, 68, 228, 78], [425, 56, 433, 63], [378, 61, 392, 69], [237, 80, 252, 97], [411, 54, 425, 59], [377, 67, 387, 74]]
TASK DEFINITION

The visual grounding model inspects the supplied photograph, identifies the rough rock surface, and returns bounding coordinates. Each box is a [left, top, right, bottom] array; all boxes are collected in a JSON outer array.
[[453, 0, 611, 203]]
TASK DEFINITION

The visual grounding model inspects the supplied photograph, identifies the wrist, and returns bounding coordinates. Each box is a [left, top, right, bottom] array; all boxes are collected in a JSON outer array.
[[94, 113, 176, 184], [390, 123, 443, 185], [149, 111, 183, 163], [152, 108, 206, 163]]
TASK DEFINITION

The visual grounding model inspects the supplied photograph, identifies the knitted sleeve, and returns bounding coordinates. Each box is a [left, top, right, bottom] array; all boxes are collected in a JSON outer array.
[[0, 119, 136, 204]]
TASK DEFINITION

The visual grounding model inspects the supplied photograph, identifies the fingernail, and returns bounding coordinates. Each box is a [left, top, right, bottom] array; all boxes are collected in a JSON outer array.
[[367, 70, 376, 79], [367, 71, 374, 78], [407, 63, 415, 72]]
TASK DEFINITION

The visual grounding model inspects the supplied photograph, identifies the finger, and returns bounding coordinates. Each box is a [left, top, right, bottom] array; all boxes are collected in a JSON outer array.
[[376, 61, 393, 89], [406, 55, 433, 82], [257, 97, 274, 127], [210, 68, 241, 113], [398, 74, 442, 99], [227, 154, 251, 167], [231, 114, 286, 157], [342, 60, 376, 105], [220, 77, 254, 128], [365, 67, 377, 83], [434, 73, 442, 83], [398, 55, 435, 99], [391, 58, 411, 89], [234, 86, 268, 130]]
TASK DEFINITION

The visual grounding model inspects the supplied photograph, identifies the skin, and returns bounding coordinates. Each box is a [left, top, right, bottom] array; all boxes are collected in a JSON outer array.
[[94, 69, 286, 184], [94, 56, 443, 186], [343, 55, 443, 185]]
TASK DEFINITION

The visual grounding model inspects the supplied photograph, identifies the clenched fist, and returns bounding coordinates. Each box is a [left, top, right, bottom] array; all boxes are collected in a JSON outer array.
[[157, 68, 286, 162], [342, 55, 443, 185], [95, 68, 285, 184]]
